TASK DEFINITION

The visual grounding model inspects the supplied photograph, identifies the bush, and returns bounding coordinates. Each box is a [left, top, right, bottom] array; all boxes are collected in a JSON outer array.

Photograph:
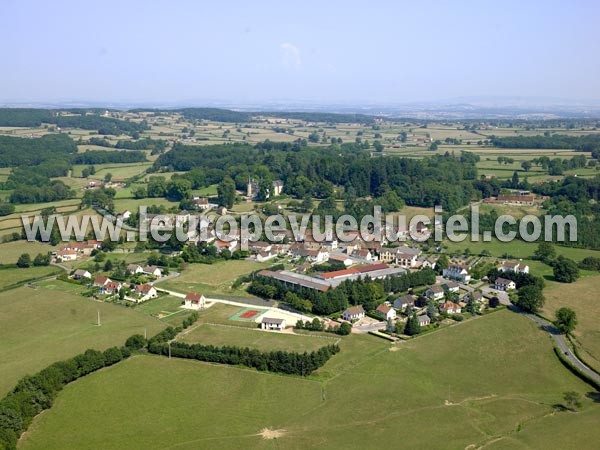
[[124, 334, 147, 350]]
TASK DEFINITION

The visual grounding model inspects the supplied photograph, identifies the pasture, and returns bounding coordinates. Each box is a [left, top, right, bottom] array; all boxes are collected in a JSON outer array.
[[18, 310, 598, 449], [179, 323, 334, 352], [443, 238, 600, 261], [0, 241, 58, 265], [542, 274, 600, 374], [0, 281, 164, 396], [0, 266, 60, 291]]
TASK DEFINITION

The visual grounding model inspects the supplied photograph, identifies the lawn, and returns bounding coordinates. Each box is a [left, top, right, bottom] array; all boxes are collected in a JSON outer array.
[[18, 310, 598, 450], [0, 281, 164, 396], [542, 274, 600, 374], [179, 323, 335, 352], [157, 260, 272, 298], [0, 266, 61, 290]]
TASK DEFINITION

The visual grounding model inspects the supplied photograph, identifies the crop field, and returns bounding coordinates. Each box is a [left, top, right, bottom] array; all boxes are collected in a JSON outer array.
[[18, 310, 598, 450], [179, 323, 335, 352], [542, 274, 600, 374], [0, 281, 164, 396]]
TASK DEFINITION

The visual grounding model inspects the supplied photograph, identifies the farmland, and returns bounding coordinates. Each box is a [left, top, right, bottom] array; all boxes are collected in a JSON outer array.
[[18, 310, 598, 450], [0, 281, 164, 396]]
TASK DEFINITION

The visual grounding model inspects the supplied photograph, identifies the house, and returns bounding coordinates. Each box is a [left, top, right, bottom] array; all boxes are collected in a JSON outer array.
[[213, 239, 238, 253], [417, 256, 437, 269], [342, 305, 365, 322], [464, 291, 483, 303], [134, 284, 158, 302], [298, 248, 329, 264], [499, 260, 530, 274], [184, 292, 206, 310], [261, 317, 286, 331], [56, 249, 78, 261], [142, 266, 162, 278], [93, 275, 111, 288], [118, 210, 132, 220], [72, 269, 91, 280], [351, 248, 373, 262], [376, 304, 397, 321], [272, 180, 284, 196], [328, 254, 353, 267], [494, 277, 516, 291], [393, 294, 415, 311], [379, 246, 421, 267], [440, 301, 462, 314], [101, 281, 122, 295], [256, 249, 276, 262], [193, 196, 211, 211], [443, 264, 471, 283], [426, 285, 445, 300], [442, 281, 460, 293], [127, 264, 144, 275], [417, 315, 431, 326]]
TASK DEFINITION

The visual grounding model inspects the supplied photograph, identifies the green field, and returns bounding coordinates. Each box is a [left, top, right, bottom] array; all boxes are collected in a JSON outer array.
[[18, 310, 598, 449], [0, 241, 58, 265], [0, 281, 164, 396], [0, 266, 61, 290], [543, 274, 600, 374], [157, 260, 272, 298], [179, 323, 334, 352], [444, 238, 600, 261]]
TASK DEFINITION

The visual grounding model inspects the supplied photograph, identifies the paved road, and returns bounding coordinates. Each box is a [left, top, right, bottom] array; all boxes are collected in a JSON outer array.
[[521, 309, 600, 385], [150, 271, 180, 286]]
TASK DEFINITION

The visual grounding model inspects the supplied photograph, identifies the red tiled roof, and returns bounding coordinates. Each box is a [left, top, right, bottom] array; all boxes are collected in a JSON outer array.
[[185, 292, 203, 302]]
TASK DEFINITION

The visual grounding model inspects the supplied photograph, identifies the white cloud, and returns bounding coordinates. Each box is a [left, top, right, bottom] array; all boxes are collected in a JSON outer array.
[[279, 42, 301, 69]]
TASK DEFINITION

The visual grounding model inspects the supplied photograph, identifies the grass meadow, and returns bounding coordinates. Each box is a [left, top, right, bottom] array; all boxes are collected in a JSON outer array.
[[157, 260, 272, 298], [179, 323, 336, 352], [0, 266, 61, 290], [18, 310, 599, 450], [0, 281, 164, 396], [542, 274, 600, 374]]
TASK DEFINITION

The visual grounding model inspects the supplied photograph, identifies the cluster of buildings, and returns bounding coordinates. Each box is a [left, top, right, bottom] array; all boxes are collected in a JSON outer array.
[[91, 275, 159, 302], [54, 240, 102, 261], [258, 262, 407, 293], [483, 190, 539, 207]]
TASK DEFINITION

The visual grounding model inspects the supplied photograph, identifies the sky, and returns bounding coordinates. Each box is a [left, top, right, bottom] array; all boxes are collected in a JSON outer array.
[[1, 0, 600, 106]]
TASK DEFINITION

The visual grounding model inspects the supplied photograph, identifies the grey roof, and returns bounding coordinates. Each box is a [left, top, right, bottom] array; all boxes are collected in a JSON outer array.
[[417, 315, 430, 324], [262, 317, 284, 325]]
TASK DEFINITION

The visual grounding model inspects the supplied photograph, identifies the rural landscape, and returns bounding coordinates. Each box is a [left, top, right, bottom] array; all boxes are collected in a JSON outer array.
[[1, 1, 600, 449]]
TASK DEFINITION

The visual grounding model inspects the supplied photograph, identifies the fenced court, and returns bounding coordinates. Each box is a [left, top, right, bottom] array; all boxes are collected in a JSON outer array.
[[229, 307, 267, 322]]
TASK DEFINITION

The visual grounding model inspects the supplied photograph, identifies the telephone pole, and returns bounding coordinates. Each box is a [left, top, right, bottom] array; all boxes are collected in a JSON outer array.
[[97, 310, 101, 326]]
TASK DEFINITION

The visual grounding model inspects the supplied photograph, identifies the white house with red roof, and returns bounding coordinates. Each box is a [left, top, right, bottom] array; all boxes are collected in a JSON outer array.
[[183, 292, 206, 310]]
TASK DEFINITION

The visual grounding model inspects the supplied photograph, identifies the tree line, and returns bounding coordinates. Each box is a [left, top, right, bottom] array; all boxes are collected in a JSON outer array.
[[250, 269, 436, 315], [0, 335, 144, 450], [147, 327, 340, 376]]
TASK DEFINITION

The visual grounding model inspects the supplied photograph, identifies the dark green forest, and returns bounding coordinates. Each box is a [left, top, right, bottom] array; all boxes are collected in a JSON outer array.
[[154, 141, 479, 211]]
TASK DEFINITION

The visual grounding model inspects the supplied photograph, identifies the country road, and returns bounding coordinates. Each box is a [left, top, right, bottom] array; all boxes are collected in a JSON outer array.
[[521, 310, 600, 385]]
